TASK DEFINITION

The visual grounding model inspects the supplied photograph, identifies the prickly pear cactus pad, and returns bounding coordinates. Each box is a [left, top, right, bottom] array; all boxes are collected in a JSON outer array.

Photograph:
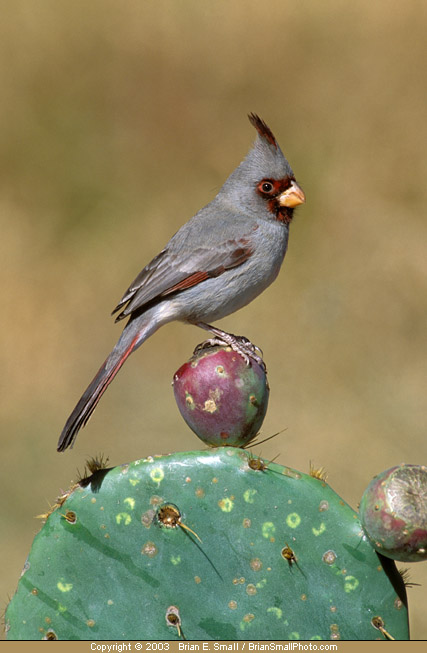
[[6, 449, 408, 640]]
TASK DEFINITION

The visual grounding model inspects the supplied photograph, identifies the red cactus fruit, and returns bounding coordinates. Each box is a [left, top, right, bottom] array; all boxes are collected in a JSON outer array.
[[359, 464, 427, 562], [173, 345, 269, 447]]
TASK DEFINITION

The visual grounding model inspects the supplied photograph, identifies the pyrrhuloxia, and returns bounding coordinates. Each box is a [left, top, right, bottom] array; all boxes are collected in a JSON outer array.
[[57, 114, 305, 451]]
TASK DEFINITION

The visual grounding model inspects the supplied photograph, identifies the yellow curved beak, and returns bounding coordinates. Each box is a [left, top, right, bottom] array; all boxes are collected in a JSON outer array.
[[278, 181, 306, 208]]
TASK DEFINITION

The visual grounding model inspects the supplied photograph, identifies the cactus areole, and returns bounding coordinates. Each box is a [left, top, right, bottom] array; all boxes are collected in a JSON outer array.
[[359, 464, 427, 563], [173, 345, 269, 447]]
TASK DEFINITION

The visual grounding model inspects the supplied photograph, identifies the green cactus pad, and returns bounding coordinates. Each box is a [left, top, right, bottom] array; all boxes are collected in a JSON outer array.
[[6, 449, 408, 640]]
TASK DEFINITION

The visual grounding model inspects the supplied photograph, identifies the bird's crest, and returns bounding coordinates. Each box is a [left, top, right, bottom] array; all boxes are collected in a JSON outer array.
[[248, 113, 278, 149]]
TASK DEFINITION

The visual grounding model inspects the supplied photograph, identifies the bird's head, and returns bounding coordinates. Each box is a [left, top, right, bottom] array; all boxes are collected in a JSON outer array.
[[219, 113, 305, 225]]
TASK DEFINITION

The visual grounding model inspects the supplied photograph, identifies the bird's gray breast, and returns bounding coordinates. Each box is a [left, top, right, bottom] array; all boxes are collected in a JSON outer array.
[[169, 219, 289, 323]]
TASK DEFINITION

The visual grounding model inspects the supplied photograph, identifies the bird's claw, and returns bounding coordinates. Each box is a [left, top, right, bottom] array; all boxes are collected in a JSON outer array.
[[235, 336, 264, 358], [193, 334, 266, 371], [193, 337, 226, 353]]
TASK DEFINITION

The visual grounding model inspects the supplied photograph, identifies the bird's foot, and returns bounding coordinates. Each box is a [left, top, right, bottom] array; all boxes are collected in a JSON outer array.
[[194, 323, 265, 370]]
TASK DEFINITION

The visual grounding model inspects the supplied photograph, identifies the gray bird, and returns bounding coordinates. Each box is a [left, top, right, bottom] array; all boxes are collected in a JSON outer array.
[[57, 114, 305, 451]]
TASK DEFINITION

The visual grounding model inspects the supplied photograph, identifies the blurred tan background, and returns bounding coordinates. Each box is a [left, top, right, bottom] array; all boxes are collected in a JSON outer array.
[[1, 0, 426, 640]]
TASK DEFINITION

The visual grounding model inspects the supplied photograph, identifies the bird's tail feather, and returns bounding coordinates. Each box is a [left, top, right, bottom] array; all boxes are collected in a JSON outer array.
[[57, 328, 143, 452]]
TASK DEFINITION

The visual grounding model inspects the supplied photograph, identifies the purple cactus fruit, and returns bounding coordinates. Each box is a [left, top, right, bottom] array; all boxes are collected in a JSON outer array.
[[359, 464, 427, 562], [172, 345, 269, 447]]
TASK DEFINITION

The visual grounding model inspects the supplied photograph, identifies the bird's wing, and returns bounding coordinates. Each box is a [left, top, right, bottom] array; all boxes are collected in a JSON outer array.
[[112, 233, 255, 321]]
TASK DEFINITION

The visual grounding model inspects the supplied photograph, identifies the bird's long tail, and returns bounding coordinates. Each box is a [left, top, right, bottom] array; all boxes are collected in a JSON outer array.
[[57, 314, 159, 452]]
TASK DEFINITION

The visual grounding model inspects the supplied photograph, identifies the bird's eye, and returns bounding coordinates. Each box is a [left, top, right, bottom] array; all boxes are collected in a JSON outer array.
[[261, 181, 274, 193]]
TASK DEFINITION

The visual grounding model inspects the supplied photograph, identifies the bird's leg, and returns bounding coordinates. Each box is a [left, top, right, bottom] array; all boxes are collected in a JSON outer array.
[[194, 322, 265, 370]]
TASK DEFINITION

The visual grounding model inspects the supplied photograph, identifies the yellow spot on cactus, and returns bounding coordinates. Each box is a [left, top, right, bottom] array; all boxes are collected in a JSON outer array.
[[212, 477, 218, 484], [195, 487, 205, 498], [57, 581, 73, 593], [150, 467, 165, 484], [150, 495, 163, 506], [344, 575, 359, 592], [124, 497, 135, 510], [107, 599, 114, 605], [129, 479, 139, 486], [170, 555, 181, 565], [262, 522, 276, 539], [141, 541, 158, 557], [204, 399, 217, 413], [312, 522, 326, 536], [194, 576, 201, 584], [218, 497, 234, 512], [250, 557, 262, 571], [228, 601, 237, 610], [301, 594, 307, 601], [267, 607, 282, 619], [246, 584, 257, 596], [203, 388, 222, 413], [91, 498, 96, 503], [185, 393, 195, 408], [286, 512, 301, 529], [116, 512, 132, 525], [243, 489, 257, 503], [239, 613, 255, 630], [323, 550, 337, 565], [282, 468, 301, 480], [86, 619, 95, 627]]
